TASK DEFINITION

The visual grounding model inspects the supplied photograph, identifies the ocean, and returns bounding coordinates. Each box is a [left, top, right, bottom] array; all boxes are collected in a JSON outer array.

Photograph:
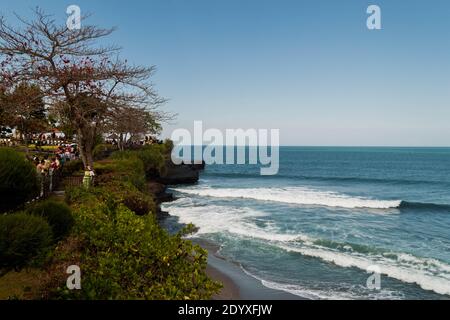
[[162, 147, 450, 299]]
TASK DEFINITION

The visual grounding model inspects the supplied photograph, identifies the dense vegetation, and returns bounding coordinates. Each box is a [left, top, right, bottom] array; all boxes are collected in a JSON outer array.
[[111, 142, 172, 178], [63, 189, 220, 299], [0, 197, 75, 273], [27, 201, 74, 240], [0, 142, 221, 299], [59, 145, 221, 299], [0, 212, 52, 271], [0, 148, 39, 213]]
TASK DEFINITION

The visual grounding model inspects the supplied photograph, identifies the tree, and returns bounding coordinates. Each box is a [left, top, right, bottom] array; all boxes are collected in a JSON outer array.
[[104, 106, 162, 150], [0, 8, 166, 169], [2, 83, 47, 149], [0, 87, 7, 125]]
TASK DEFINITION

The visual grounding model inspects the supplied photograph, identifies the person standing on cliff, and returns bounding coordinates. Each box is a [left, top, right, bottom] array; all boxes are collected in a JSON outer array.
[[83, 166, 95, 189]]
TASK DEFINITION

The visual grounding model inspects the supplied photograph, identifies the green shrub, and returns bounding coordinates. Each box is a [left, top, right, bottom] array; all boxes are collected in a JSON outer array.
[[57, 199, 221, 299], [95, 155, 160, 215], [61, 159, 84, 176], [163, 139, 174, 154], [0, 148, 39, 213], [95, 156, 146, 191], [104, 181, 156, 216], [122, 189, 156, 216], [109, 150, 135, 160], [0, 212, 53, 270], [93, 143, 117, 160], [27, 200, 74, 240], [68, 182, 155, 216], [51, 147, 221, 299], [137, 145, 167, 177], [65, 186, 94, 204], [109, 142, 173, 179]]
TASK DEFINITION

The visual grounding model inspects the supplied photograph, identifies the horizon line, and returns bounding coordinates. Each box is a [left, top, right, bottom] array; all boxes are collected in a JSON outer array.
[[172, 145, 450, 148]]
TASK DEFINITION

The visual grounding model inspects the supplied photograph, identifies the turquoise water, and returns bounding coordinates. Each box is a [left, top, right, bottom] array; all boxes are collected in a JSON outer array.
[[162, 147, 450, 299]]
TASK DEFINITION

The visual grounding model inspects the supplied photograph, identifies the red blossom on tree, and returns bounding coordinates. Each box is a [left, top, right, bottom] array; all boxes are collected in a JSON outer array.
[[0, 8, 170, 169]]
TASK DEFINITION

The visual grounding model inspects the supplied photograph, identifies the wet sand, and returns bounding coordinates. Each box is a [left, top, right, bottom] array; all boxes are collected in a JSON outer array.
[[197, 239, 305, 300]]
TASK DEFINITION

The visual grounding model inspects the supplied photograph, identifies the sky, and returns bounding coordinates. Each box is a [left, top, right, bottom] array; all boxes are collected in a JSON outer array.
[[1, 0, 449, 146]]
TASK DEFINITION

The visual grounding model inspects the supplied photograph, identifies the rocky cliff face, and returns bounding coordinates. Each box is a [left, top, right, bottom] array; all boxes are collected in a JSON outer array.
[[149, 161, 205, 218], [156, 161, 205, 185]]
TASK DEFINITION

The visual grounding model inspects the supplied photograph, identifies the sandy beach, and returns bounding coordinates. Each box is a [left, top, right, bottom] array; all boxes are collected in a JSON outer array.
[[197, 240, 303, 300]]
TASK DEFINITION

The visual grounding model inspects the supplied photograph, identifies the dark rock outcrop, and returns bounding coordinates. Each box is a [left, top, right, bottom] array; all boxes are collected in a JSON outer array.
[[149, 161, 205, 218], [156, 161, 205, 185], [148, 181, 173, 203]]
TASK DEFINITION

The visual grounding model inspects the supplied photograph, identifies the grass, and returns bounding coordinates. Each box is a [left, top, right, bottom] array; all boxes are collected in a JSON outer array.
[[0, 269, 43, 300], [0, 234, 83, 300], [27, 145, 59, 151]]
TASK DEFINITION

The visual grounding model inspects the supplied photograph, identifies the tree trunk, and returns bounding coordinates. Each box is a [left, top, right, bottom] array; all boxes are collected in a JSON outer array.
[[119, 133, 124, 151], [20, 122, 29, 154], [77, 126, 95, 170], [23, 134, 29, 155]]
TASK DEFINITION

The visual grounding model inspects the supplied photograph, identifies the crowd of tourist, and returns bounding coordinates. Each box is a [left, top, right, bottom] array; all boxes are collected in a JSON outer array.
[[32, 144, 79, 174], [55, 144, 79, 161], [33, 154, 61, 175], [0, 138, 19, 147]]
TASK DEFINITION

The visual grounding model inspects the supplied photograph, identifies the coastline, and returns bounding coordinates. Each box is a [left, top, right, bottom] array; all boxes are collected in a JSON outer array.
[[196, 239, 304, 300], [153, 164, 303, 300]]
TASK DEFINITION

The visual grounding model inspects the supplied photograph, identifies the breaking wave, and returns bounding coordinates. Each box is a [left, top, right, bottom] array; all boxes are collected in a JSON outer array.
[[173, 186, 402, 209], [163, 198, 450, 297]]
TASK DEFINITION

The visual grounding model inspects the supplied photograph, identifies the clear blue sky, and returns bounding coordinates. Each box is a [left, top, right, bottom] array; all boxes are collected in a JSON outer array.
[[1, 0, 450, 146]]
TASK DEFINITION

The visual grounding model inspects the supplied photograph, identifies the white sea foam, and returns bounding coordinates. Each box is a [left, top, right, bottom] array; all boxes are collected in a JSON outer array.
[[172, 186, 402, 209], [164, 198, 450, 297], [241, 268, 405, 300], [276, 244, 450, 296], [164, 200, 307, 242]]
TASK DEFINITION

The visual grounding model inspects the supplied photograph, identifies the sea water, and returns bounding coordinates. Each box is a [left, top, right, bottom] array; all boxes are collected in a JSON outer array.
[[162, 147, 450, 299]]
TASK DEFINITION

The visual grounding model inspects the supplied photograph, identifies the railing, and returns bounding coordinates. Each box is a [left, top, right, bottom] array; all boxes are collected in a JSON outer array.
[[63, 175, 84, 188], [35, 171, 86, 199], [26, 173, 91, 206], [37, 170, 63, 198]]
